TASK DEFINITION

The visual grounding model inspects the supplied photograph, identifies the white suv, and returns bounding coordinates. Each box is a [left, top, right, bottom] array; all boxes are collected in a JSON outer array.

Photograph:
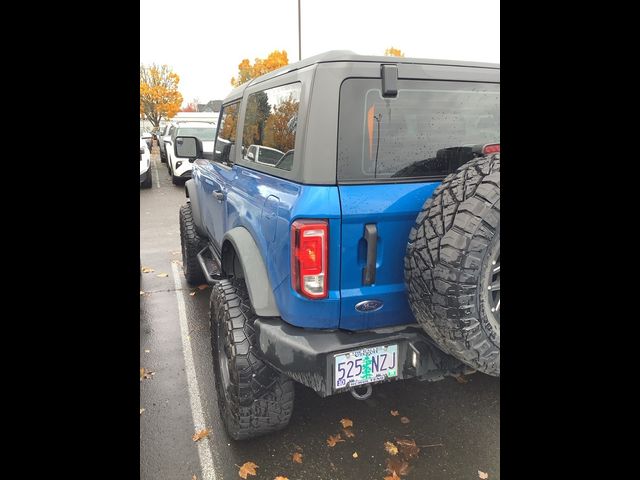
[[140, 138, 152, 188], [165, 121, 216, 185]]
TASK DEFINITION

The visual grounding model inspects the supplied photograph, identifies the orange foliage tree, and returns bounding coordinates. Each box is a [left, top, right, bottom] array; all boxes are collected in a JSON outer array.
[[231, 50, 289, 87], [384, 47, 405, 57], [140, 64, 183, 129], [263, 96, 299, 152]]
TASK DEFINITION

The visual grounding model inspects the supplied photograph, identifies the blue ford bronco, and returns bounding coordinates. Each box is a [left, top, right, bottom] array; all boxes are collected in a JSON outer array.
[[175, 51, 500, 440]]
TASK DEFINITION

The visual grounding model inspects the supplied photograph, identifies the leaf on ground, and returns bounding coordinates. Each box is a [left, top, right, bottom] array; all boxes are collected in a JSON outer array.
[[478, 471, 489, 479], [140, 408, 145, 415], [390, 410, 399, 416], [274, 477, 289, 480], [384, 441, 399, 455], [395, 438, 420, 459], [342, 428, 355, 438], [454, 374, 468, 384], [140, 368, 155, 380], [140, 367, 145, 378], [140, 290, 146, 296], [189, 291, 197, 296], [386, 457, 410, 476], [292, 452, 303, 464], [327, 433, 345, 447], [340, 418, 353, 429], [352, 452, 358, 458], [192, 428, 210, 442], [141, 267, 155, 273], [197, 284, 209, 290], [400, 416, 410, 424], [384, 472, 401, 480], [238, 461, 258, 479], [156, 273, 169, 277]]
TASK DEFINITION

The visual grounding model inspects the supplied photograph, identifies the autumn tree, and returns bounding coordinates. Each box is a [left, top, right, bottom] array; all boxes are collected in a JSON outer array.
[[384, 47, 405, 57], [231, 50, 289, 87], [181, 101, 198, 112], [140, 64, 183, 129], [263, 95, 299, 152]]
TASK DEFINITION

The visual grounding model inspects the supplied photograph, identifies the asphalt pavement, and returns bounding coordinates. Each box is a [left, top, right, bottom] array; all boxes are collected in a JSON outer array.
[[140, 144, 500, 480]]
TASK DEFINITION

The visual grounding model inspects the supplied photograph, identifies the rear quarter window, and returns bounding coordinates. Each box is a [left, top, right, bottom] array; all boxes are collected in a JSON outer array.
[[337, 79, 500, 183]]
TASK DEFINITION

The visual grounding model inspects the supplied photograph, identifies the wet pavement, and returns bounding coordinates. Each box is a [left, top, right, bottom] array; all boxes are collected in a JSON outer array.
[[140, 145, 500, 480]]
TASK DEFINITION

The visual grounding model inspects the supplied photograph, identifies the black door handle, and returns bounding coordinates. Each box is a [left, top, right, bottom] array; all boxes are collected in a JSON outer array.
[[363, 224, 377, 285], [213, 190, 224, 201]]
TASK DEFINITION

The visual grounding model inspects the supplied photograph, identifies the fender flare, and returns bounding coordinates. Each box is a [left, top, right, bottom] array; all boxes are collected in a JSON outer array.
[[222, 227, 280, 317], [184, 180, 205, 237]]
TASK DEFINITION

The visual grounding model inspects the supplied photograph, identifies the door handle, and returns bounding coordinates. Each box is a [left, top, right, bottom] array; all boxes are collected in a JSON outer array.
[[362, 224, 378, 286], [213, 190, 225, 201]]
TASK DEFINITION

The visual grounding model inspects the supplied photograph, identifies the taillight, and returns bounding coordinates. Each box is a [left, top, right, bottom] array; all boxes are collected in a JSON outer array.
[[482, 143, 500, 154], [291, 219, 328, 299]]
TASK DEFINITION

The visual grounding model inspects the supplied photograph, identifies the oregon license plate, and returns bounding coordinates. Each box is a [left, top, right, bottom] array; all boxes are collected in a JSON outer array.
[[334, 344, 398, 389]]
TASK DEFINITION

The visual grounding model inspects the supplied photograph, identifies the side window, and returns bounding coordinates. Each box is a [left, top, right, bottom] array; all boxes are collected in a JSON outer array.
[[241, 82, 301, 171], [214, 103, 240, 165]]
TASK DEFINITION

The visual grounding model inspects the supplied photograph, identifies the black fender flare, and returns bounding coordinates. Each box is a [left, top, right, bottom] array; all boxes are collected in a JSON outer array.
[[222, 227, 281, 317], [184, 180, 205, 237]]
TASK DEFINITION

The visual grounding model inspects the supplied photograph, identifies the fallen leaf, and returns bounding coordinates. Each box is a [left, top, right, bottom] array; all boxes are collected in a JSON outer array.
[[454, 374, 468, 384], [156, 273, 169, 278], [140, 367, 145, 379], [141, 267, 155, 273], [478, 471, 489, 479], [340, 418, 353, 429], [390, 410, 399, 416], [395, 438, 420, 459], [140, 408, 145, 415], [197, 284, 209, 290], [384, 472, 401, 480], [140, 290, 146, 296], [238, 462, 258, 479], [400, 416, 410, 424], [384, 441, 399, 455], [386, 457, 410, 476], [342, 428, 355, 438], [352, 452, 358, 458], [140, 368, 155, 380], [189, 291, 197, 296], [192, 429, 210, 442], [292, 452, 303, 464], [326, 433, 345, 447], [274, 477, 289, 480]]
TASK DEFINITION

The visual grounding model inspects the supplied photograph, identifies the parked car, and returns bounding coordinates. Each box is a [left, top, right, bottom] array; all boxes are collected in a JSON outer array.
[[244, 145, 284, 166], [140, 127, 153, 151], [158, 123, 175, 164], [176, 51, 500, 440], [166, 121, 216, 185], [139, 138, 152, 188]]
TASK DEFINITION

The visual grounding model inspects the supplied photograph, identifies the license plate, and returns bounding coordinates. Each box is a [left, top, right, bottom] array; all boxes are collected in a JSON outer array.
[[334, 344, 398, 390]]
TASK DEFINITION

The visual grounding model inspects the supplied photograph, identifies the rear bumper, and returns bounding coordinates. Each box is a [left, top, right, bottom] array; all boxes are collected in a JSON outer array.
[[254, 318, 470, 397]]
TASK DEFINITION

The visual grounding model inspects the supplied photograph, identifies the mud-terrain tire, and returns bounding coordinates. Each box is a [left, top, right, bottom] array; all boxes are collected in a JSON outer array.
[[179, 203, 207, 285], [210, 279, 295, 440], [405, 155, 500, 376]]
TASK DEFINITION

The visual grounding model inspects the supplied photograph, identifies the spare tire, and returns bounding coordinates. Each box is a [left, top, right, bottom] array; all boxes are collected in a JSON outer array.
[[404, 154, 500, 376]]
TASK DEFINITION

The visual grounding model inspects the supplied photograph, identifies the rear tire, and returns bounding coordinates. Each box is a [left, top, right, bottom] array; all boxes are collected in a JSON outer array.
[[179, 203, 206, 285], [141, 171, 152, 189], [210, 279, 294, 440], [405, 155, 500, 376]]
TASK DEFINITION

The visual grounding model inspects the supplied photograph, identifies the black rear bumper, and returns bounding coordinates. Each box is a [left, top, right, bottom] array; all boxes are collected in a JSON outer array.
[[254, 319, 470, 397]]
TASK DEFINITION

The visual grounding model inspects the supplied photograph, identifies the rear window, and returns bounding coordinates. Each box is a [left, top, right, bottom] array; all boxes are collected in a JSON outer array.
[[337, 79, 500, 183], [176, 127, 215, 141]]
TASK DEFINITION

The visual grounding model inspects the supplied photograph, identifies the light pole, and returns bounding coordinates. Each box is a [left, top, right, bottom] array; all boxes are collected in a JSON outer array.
[[298, 0, 301, 61]]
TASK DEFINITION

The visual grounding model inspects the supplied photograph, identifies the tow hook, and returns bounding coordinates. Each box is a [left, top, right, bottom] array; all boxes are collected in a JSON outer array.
[[350, 384, 373, 400]]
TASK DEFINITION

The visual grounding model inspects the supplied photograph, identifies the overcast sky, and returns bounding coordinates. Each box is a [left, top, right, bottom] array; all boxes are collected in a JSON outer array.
[[140, 0, 499, 106]]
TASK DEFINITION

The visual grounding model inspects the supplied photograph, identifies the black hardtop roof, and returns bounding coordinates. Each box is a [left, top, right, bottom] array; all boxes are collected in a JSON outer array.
[[226, 50, 499, 98]]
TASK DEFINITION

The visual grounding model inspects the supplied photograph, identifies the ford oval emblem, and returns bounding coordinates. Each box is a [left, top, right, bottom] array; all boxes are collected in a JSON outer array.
[[355, 300, 384, 313]]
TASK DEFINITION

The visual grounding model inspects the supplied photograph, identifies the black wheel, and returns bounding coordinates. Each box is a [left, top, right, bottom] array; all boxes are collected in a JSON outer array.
[[160, 151, 166, 163], [404, 154, 500, 376], [210, 279, 294, 440], [179, 203, 206, 285], [141, 171, 152, 189], [172, 174, 180, 185]]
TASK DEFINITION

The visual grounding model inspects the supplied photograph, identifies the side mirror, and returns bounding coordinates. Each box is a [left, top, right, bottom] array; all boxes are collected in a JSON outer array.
[[246, 151, 254, 160], [174, 136, 201, 159]]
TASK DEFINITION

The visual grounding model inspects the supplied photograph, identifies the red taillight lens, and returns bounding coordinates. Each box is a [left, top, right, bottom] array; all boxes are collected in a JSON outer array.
[[291, 219, 328, 299], [483, 143, 500, 154]]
